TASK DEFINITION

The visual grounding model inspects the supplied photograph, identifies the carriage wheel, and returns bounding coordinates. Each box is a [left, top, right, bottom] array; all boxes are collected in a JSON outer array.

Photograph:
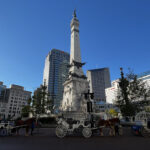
[[0, 128, 7, 136], [82, 128, 92, 138], [55, 125, 67, 138], [141, 127, 149, 137], [119, 126, 123, 136]]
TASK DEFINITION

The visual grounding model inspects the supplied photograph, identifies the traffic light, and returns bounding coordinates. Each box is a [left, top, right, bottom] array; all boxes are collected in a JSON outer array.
[[84, 93, 88, 99], [90, 93, 94, 99], [87, 101, 93, 112]]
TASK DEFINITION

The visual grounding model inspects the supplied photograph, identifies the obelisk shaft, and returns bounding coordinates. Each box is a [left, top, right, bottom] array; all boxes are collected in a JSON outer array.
[[70, 12, 81, 64], [69, 11, 83, 76]]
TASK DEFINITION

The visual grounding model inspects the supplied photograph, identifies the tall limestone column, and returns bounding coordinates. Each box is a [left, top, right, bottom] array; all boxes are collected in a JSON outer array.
[[61, 10, 89, 112], [69, 11, 84, 77]]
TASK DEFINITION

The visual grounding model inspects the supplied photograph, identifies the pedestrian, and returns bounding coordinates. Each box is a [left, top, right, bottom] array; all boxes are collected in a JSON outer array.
[[90, 114, 94, 128], [109, 121, 115, 136], [25, 125, 29, 136], [16, 127, 20, 135], [99, 127, 103, 136], [30, 119, 35, 136], [98, 117, 104, 136], [115, 123, 119, 136]]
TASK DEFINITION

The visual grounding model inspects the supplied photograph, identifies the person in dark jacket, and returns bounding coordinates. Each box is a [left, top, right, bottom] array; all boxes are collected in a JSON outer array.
[[115, 123, 119, 136], [30, 119, 35, 136]]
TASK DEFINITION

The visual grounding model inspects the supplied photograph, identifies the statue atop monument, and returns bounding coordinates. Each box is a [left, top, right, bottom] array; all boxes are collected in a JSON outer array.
[[73, 9, 77, 18]]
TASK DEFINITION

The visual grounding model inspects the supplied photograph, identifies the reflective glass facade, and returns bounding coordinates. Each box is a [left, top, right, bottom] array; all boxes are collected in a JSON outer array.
[[43, 49, 70, 108], [87, 68, 111, 102]]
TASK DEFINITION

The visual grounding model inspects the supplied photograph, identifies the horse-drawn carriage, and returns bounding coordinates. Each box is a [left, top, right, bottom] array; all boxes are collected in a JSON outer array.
[[0, 121, 14, 136], [55, 112, 122, 138], [0, 118, 35, 136]]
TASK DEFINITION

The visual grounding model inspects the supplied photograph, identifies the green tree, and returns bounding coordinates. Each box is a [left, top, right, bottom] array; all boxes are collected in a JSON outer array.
[[21, 98, 32, 117], [32, 82, 53, 116], [116, 68, 150, 117]]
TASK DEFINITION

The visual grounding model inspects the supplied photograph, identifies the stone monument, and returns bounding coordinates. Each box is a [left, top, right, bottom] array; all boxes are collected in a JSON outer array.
[[61, 10, 89, 112]]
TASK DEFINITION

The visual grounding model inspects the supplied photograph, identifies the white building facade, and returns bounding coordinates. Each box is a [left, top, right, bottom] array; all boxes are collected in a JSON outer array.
[[5, 85, 31, 119], [138, 72, 150, 88], [105, 71, 150, 104], [105, 79, 119, 104]]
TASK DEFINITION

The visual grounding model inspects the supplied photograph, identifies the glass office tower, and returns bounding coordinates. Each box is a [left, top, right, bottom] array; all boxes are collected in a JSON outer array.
[[43, 49, 70, 108], [87, 68, 111, 102]]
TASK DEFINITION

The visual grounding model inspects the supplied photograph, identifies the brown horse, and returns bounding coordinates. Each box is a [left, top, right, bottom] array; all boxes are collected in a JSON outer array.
[[98, 118, 120, 127], [98, 118, 120, 136], [15, 118, 35, 136]]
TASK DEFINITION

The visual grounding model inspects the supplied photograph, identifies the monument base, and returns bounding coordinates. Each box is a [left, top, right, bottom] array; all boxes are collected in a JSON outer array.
[[61, 111, 88, 120], [61, 76, 89, 112]]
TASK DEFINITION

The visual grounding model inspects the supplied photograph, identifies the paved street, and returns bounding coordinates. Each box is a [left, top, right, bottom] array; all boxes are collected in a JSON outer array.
[[0, 127, 150, 150]]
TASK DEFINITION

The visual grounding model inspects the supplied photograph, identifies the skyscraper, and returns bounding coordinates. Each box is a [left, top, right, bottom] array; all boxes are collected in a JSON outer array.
[[43, 49, 70, 108], [0, 82, 6, 101], [0, 82, 7, 119], [87, 68, 111, 102]]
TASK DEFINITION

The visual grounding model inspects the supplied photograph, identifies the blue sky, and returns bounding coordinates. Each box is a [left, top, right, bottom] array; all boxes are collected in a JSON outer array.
[[0, 0, 150, 92]]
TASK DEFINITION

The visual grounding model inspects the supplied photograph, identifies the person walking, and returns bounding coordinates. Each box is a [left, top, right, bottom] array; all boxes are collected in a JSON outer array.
[[115, 122, 119, 136], [98, 116, 104, 136], [30, 119, 35, 136], [25, 125, 29, 136], [109, 121, 115, 136]]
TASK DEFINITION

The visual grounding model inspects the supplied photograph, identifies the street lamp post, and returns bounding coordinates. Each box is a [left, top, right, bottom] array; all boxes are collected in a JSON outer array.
[[84, 90, 94, 113]]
